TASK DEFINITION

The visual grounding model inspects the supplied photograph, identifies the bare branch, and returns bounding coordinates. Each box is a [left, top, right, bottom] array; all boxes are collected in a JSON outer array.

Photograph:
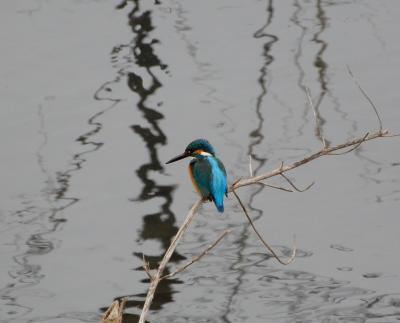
[[231, 188, 296, 265], [136, 117, 395, 323], [347, 65, 383, 131], [279, 173, 314, 192], [160, 229, 231, 280], [306, 87, 328, 149]]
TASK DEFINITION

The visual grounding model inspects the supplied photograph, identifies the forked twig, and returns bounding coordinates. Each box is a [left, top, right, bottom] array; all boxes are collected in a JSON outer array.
[[328, 132, 369, 155], [160, 229, 231, 280], [231, 188, 296, 265], [347, 65, 383, 131], [259, 182, 294, 192], [279, 173, 315, 192], [231, 130, 391, 191]]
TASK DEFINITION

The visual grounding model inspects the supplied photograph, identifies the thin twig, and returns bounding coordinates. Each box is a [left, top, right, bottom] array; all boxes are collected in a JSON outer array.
[[160, 229, 231, 280], [347, 65, 383, 131], [279, 161, 284, 171], [142, 254, 153, 281], [306, 87, 328, 149], [280, 173, 314, 192], [328, 132, 369, 155], [259, 182, 293, 192], [231, 188, 296, 265]]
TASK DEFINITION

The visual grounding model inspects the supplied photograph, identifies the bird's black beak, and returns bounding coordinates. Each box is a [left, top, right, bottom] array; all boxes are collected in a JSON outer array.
[[166, 151, 190, 164]]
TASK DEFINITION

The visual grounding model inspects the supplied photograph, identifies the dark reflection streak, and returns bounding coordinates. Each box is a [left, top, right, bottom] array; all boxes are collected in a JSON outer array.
[[53, 76, 124, 209], [250, 0, 277, 170], [315, 1, 386, 196], [55, 85, 119, 207], [311, 0, 330, 147], [294, 0, 354, 145], [171, 0, 242, 176], [221, 2, 276, 322], [248, 0, 277, 220], [291, 0, 309, 138], [105, 1, 180, 318]]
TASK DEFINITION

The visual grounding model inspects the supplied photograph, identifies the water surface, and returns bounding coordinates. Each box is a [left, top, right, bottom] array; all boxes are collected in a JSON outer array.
[[1, 1, 400, 322]]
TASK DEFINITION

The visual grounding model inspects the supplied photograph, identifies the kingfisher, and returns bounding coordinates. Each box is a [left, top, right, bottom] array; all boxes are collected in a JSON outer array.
[[166, 139, 228, 213]]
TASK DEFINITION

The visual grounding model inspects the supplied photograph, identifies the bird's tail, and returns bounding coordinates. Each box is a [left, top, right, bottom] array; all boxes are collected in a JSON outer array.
[[213, 197, 224, 213]]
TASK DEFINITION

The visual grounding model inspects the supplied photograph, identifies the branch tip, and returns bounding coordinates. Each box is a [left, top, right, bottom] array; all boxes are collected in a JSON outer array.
[[306, 87, 328, 149], [346, 65, 383, 131]]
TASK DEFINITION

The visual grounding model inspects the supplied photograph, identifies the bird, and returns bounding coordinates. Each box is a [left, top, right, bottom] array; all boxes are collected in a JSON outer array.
[[166, 139, 228, 213]]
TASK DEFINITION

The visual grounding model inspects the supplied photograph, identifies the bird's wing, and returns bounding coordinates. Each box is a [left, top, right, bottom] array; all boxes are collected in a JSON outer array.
[[216, 158, 228, 196], [208, 157, 228, 199], [190, 158, 212, 199]]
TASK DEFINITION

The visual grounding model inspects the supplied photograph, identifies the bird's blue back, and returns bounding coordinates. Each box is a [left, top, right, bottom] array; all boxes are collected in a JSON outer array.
[[190, 155, 227, 213]]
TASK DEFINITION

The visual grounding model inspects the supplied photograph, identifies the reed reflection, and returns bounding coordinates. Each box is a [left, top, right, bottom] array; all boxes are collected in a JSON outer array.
[[310, 0, 331, 147], [0, 90, 103, 321], [221, 1, 277, 322], [109, 1, 181, 319]]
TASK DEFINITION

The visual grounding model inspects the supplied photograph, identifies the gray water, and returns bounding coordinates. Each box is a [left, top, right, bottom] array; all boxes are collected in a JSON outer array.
[[1, 1, 400, 322]]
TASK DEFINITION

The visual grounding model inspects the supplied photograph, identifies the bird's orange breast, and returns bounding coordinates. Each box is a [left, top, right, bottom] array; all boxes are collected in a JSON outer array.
[[188, 164, 202, 196]]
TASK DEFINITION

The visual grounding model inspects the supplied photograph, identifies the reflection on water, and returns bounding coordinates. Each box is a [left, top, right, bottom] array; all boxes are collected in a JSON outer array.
[[249, 268, 400, 323], [100, 0, 182, 320], [1, 1, 399, 322], [220, 2, 277, 322], [157, 260, 400, 323], [310, 0, 330, 147], [0, 101, 66, 320]]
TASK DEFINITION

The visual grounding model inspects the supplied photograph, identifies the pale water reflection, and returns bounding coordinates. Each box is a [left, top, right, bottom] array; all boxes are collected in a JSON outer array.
[[0, 0, 399, 323]]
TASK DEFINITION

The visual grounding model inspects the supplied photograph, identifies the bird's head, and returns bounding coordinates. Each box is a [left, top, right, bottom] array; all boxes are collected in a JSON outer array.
[[166, 139, 215, 164]]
